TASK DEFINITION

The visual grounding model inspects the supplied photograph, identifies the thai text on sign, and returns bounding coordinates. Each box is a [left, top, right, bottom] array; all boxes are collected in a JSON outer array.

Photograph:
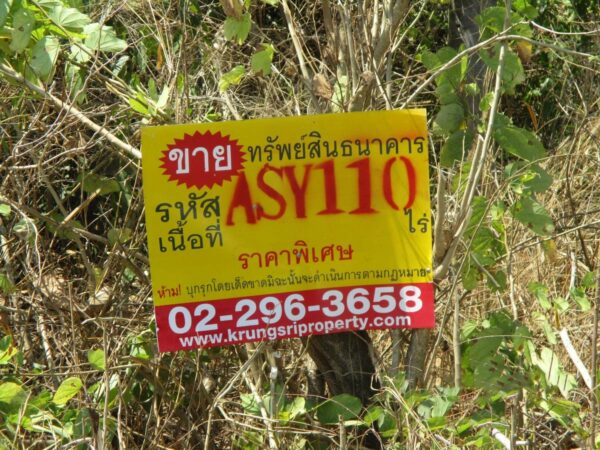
[[141, 110, 434, 352]]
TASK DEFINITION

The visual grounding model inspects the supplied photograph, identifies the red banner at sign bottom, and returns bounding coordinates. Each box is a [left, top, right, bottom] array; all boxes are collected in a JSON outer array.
[[155, 283, 434, 352]]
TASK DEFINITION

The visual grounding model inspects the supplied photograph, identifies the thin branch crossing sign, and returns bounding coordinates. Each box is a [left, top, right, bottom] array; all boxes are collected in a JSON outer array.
[[142, 110, 434, 352]]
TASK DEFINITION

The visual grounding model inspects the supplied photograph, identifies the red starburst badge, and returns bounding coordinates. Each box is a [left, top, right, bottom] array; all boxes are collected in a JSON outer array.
[[159, 131, 245, 189]]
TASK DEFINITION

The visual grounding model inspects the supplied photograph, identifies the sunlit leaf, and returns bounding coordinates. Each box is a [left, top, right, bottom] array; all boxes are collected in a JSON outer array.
[[0, 0, 12, 28], [511, 196, 554, 235], [250, 43, 274, 75], [30, 36, 60, 80], [84, 23, 127, 52], [53, 377, 83, 406], [218, 65, 245, 92], [87, 349, 106, 371], [48, 5, 91, 30], [495, 125, 545, 162], [0, 204, 10, 217], [223, 12, 251, 45], [10, 8, 36, 53]]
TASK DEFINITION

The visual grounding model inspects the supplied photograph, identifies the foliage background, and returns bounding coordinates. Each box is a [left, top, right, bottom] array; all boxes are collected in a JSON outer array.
[[0, 0, 599, 448]]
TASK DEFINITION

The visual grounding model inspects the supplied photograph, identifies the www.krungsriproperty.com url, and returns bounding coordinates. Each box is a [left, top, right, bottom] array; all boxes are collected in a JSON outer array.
[[178, 315, 412, 347]]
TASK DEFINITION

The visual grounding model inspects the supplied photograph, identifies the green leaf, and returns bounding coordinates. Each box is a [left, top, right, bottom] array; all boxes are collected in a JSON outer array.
[[440, 129, 474, 167], [250, 43, 274, 75], [513, 0, 538, 19], [48, 5, 91, 30], [107, 227, 132, 245], [261, 0, 280, 5], [79, 173, 121, 195], [570, 287, 591, 312], [434, 104, 464, 134], [363, 406, 384, 425], [0, 204, 10, 217], [480, 46, 525, 93], [128, 97, 149, 116], [30, 36, 60, 80], [0, 336, 18, 364], [10, 8, 36, 53], [505, 162, 552, 193], [528, 282, 551, 309], [581, 271, 597, 289], [219, 65, 245, 92], [53, 377, 83, 406], [87, 349, 106, 371], [316, 394, 362, 424], [511, 196, 554, 235], [0, 382, 26, 412], [534, 347, 577, 397], [0, 0, 12, 28], [84, 23, 127, 52], [495, 125, 546, 162], [240, 393, 261, 415], [479, 92, 494, 112], [223, 13, 252, 45]]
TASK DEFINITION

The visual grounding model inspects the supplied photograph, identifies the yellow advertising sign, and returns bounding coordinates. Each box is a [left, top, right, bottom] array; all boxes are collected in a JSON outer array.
[[142, 110, 433, 352]]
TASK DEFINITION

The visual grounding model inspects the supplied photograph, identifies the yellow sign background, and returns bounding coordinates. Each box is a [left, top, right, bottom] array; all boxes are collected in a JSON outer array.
[[142, 110, 431, 307]]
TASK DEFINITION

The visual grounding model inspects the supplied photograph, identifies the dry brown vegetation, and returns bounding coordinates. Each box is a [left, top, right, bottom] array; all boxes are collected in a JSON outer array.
[[0, 0, 599, 448]]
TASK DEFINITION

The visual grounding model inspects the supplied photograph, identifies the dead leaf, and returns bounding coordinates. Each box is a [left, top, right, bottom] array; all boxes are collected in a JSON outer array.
[[219, 0, 243, 19], [516, 40, 532, 65], [312, 73, 332, 100]]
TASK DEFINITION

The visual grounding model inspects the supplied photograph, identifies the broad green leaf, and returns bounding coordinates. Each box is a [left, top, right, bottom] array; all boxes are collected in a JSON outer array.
[[532, 311, 557, 344], [84, 23, 127, 52], [480, 46, 525, 93], [581, 271, 597, 289], [505, 162, 552, 193], [36, 0, 62, 9], [53, 377, 83, 406], [476, 7, 532, 38], [70, 44, 91, 63], [219, 65, 245, 92], [30, 36, 60, 80], [128, 97, 149, 115], [534, 347, 577, 397], [250, 43, 274, 75], [528, 281, 551, 309], [316, 394, 361, 424], [0, 204, 10, 216], [79, 173, 121, 195], [570, 287, 591, 312], [0, 335, 18, 364], [363, 406, 384, 425], [513, 0, 538, 19], [440, 129, 474, 167], [0, 0, 12, 28], [284, 397, 305, 420], [511, 196, 554, 235], [87, 349, 106, 371], [223, 13, 251, 45], [107, 227, 132, 245], [240, 392, 261, 415], [434, 103, 464, 134], [495, 125, 545, 161], [48, 5, 91, 30], [0, 382, 26, 411], [10, 8, 35, 53]]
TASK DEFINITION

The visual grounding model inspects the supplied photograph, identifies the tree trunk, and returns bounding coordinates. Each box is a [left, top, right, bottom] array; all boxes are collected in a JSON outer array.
[[306, 331, 379, 405]]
